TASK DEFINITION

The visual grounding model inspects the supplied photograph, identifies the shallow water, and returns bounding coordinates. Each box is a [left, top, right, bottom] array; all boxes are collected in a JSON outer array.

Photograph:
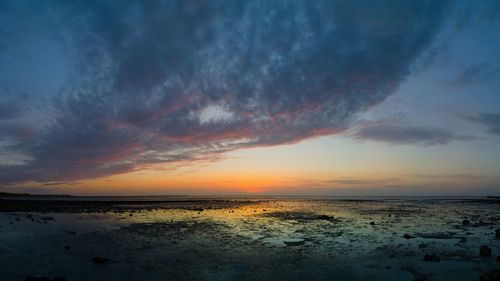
[[1, 199, 499, 281]]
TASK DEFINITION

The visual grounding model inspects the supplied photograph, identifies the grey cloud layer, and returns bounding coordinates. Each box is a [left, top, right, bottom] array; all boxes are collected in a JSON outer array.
[[0, 0, 448, 184]]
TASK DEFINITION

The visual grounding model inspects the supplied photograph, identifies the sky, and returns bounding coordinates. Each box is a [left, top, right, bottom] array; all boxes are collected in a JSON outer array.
[[0, 0, 499, 196]]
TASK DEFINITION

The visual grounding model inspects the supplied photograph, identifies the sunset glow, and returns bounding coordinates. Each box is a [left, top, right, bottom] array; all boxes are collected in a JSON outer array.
[[0, 1, 499, 196]]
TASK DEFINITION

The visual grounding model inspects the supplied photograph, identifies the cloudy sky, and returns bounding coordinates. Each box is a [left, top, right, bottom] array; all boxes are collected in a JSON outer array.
[[0, 0, 499, 196]]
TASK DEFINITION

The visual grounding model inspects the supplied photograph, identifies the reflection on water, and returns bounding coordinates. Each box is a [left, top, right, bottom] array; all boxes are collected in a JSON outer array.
[[0, 198, 499, 280]]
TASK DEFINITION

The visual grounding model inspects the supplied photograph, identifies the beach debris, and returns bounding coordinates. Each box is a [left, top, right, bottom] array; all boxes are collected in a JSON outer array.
[[423, 253, 441, 262], [284, 238, 306, 246], [402, 234, 414, 239], [91, 256, 111, 264], [480, 271, 500, 281], [480, 245, 492, 257]]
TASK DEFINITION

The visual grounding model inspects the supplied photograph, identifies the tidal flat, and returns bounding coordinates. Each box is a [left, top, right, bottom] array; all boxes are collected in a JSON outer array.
[[1, 197, 499, 281]]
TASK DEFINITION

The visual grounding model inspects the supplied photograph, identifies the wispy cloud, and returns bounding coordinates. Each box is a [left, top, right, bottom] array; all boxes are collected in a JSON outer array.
[[465, 112, 500, 135], [410, 173, 484, 180], [445, 63, 498, 87], [327, 177, 400, 185], [351, 124, 474, 146]]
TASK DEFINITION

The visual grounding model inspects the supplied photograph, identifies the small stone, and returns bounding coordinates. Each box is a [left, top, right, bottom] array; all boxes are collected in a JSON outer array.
[[418, 243, 428, 249], [91, 256, 111, 264], [284, 239, 305, 246], [402, 234, 414, 239], [480, 245, 492, 257], [424, 253, 441, 262], [315, 215, 334, 220], [25, 277, 50, 281]]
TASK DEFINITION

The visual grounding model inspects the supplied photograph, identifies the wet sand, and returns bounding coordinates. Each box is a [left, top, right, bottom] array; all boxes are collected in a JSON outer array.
[[1, 197, 499, 281]]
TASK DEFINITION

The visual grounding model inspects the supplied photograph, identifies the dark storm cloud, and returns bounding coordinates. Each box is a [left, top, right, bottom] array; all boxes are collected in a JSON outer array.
[[466, 113, 500, 135], [352, 124, 473, 145], [0, 0, 449, 184]]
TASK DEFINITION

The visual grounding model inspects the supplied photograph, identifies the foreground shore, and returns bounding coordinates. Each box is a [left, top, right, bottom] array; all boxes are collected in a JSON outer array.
[[0, 197, 499, 281]]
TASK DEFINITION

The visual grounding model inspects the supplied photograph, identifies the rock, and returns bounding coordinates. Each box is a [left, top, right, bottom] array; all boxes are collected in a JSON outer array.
[[402, 234, 414, 239], [25, 277, 66, 281], [315, 215, 334, 220], [284, 239, 306, 246], [480, 245, 492, 257], [64, 246, 70, 250], [462, 219, 471, 226], [423, 253, 441, 262], [418, 243, 428, 249], [91, 256, 111, 264], [25, 277, 50, 281], [495, 229, 500, 238], [497, 256, 500, 263], [370, 221, 375, 225], [480, 271, 500, 281]]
